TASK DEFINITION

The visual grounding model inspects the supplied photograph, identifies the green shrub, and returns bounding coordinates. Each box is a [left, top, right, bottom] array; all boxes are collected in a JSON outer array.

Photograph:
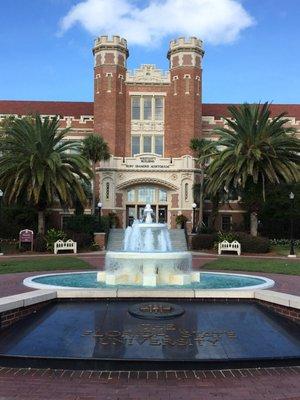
[[235, 232, 270, 253], [216, 231, 239, 243], [90, 242, 100, 251], [45, 229, 66, 252], [192, 234, 215, 250], [0, 205, 38, 239], [69, 232, 93, 249], [175, 214, 188, 227], [35, 234, 47, 252], [64, 214, 110, 234]]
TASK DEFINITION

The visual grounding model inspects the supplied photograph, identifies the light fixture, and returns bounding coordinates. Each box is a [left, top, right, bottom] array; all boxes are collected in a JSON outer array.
[[289, 192, 295, 200]]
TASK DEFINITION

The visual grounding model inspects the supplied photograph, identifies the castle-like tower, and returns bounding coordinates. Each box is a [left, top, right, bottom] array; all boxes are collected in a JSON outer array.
[[94, 35, 205, 228], [166, 37, 204, 156], [93, 36, 129, 156]]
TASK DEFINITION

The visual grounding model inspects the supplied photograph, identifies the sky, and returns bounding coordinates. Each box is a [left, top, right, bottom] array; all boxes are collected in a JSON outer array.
[[0, 0, 299, 104]]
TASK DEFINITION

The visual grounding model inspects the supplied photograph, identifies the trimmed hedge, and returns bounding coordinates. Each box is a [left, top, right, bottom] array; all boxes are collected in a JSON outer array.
[[234, 232, 270, 253], [192, 231, 270, 253], [192, 234, 215, 250]]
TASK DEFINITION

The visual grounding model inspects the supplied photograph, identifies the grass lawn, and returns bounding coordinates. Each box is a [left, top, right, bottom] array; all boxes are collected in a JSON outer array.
[[202, 258, 300, 275], [0, 257, 93, 274], [271, 244, 299, 257]]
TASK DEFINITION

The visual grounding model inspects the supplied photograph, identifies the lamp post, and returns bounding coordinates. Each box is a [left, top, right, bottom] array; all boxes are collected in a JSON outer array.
[[288, 192, 296, 258], [192, 203, 197, 234], [97, 202, 102, 227], [0, 189, 3, 255]]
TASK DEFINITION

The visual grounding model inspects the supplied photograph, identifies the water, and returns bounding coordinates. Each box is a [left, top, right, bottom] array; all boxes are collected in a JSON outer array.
[[102, 204, 192, 286], [123, 221, 172, 252], [31, 271, 269, 289]]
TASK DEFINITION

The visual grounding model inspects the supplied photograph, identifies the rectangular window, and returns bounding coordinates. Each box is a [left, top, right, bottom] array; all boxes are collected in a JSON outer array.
[[159, 189, 167, 202], [127, 189, 135, 202], [138, 188, 155, 203], [143, 97, 152, 120], [131, 136, 140, 156], [221, 215, 231, 232], [143, 136, 152, 153], [154, 135, 163, 156], [132, 97, 141, 120], [155, 97, 163, 120]]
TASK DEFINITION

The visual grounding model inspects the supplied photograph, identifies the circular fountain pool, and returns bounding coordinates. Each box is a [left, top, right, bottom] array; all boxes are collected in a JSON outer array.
[[24, 271, 274, 290]]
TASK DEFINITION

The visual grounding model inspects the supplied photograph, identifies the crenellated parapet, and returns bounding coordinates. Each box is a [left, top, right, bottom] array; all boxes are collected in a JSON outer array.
[[168, 37, 204, 68], [93, 35, 129, 67]]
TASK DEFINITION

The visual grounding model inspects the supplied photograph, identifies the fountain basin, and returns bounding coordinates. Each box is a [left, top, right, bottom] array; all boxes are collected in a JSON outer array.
[[23, 271, 274, 290], [103, 251, 194, 286]]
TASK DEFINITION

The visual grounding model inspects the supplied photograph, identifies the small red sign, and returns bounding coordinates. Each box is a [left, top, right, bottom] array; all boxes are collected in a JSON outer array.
[[19, 229, 34, 243]]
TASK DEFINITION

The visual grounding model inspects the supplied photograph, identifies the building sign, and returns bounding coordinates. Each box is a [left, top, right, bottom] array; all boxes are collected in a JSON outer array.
[[19, 229, 34, 251]]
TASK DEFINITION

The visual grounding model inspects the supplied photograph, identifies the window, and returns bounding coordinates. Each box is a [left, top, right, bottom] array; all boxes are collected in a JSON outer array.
[[154, 135, 163, 156], [185, 183, 189, 201], [143, 97, 152, 120], [155, 97, 163, 120], [105, 182, 110, 200], [132, 97, 140, 120], [131, 136, 140, 156], [221, 215, 231, 232], [143, 136, 152, 153], [138, 187, 156, 203], [127, 189, 135, 202], [159, 189, 167, 202]]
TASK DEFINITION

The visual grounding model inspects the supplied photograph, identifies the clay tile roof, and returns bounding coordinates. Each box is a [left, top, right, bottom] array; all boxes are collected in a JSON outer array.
[[1, 100, 300, 120], [0, 100, 94, 118], [202, 103, 300, 119]]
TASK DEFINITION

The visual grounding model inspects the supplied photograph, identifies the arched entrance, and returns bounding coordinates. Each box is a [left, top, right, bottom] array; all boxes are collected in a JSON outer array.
[[117, 178, 178, 227], [125, 185, 169, 226]]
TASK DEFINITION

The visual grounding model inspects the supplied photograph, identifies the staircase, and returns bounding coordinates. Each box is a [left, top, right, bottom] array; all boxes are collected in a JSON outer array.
[[168, 229, 188, 251], [106, 228, 188, 252], [106, 229, 125, 251]]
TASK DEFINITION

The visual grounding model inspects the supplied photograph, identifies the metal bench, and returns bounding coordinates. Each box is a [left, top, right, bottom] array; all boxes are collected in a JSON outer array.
[[218, 240, 241, 256], [54, 239, 77, 254]]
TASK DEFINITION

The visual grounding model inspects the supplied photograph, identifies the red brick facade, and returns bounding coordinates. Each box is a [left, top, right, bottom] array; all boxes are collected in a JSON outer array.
[[0, 35, 300, 230]]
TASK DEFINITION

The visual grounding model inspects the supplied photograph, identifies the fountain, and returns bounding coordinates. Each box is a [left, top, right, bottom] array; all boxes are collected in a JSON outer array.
[[97, 204, 200, 286]]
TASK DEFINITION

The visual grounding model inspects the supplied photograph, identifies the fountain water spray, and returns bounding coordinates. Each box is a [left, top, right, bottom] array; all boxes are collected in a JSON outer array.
[[97, 204, 200, 287]]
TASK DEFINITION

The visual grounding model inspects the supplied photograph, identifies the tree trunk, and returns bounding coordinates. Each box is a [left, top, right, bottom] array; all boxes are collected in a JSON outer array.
[[92, 162, 96, 215], [38, 211, 45, 235], [198, 166, 204, 230], [250, 212, 258, 237]]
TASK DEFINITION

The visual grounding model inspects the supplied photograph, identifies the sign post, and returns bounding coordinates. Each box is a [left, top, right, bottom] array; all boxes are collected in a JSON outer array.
[[19, 229, 34, 252]]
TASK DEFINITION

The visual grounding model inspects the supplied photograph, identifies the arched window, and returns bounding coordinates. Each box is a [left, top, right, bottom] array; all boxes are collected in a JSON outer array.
[[185, 183, 189, 201], [105, 182, 110, 200]]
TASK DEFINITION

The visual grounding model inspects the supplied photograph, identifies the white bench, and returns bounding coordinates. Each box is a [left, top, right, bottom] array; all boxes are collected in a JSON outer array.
[[218, 240, 241, 256], [54, 239, 77, 255]]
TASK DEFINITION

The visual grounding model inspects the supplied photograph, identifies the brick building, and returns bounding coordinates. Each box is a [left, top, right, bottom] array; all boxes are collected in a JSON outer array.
[[1, 35, 300, 230]]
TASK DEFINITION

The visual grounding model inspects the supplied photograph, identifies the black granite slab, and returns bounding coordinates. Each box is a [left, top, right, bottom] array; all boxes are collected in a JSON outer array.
[[0, 300, 299, 370]]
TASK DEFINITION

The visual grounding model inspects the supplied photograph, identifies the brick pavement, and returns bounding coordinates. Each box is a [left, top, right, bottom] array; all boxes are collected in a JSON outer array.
[[1, 255, 299, 297], [0, 255, 300, 399], [0, 366, 299, 400]]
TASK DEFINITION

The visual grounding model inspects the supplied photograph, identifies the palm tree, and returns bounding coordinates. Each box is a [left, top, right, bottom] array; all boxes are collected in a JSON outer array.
[[0, 115, 92, 234], [82, 134, 110, 214], [190, 138, 214, 230], [205, 102, 300, 235]]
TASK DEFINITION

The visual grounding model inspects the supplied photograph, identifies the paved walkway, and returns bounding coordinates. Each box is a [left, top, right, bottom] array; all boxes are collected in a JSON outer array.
[[0, 254, 299, 399], [0, 366, 299, 400], [0, 254, 299, 297]]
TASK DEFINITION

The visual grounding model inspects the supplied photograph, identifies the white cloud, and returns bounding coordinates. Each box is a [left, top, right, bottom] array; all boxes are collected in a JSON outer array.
[[60, 0, 254, 46]]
